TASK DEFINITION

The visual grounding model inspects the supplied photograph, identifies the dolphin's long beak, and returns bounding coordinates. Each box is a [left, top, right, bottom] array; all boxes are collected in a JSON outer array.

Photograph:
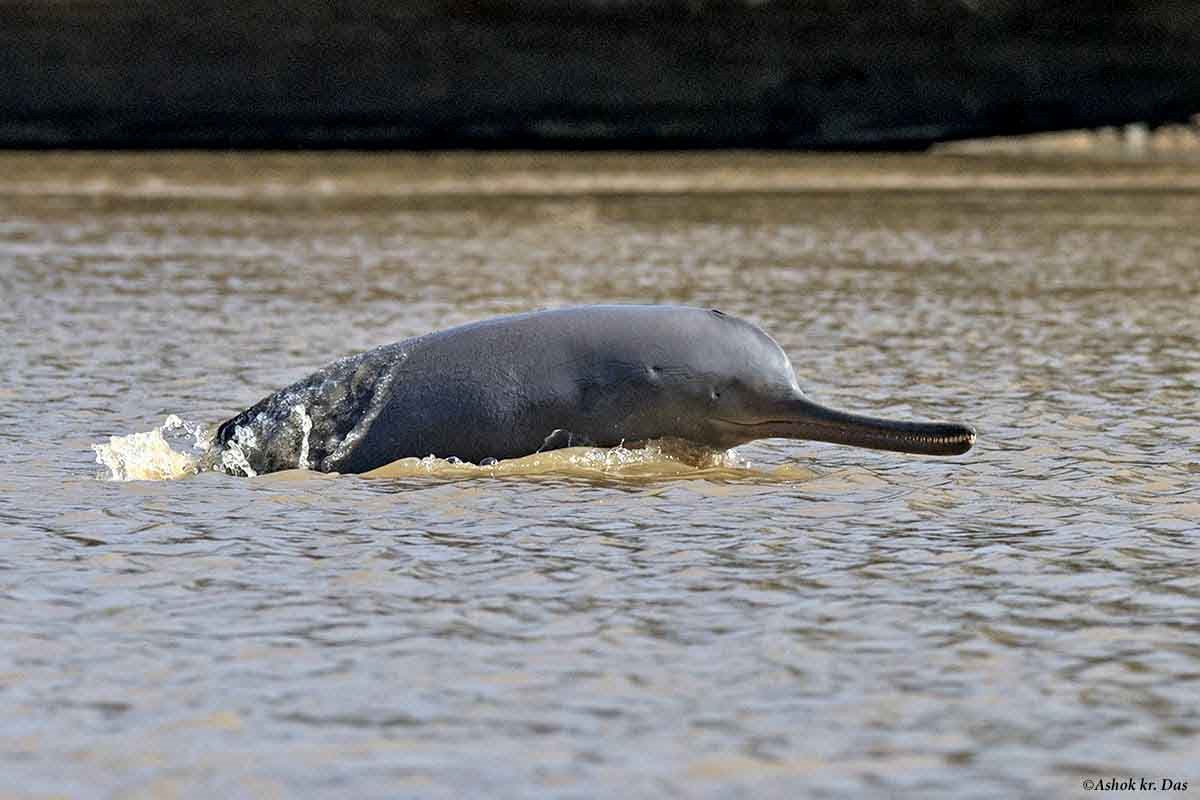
[[736, 393, 976, 456]]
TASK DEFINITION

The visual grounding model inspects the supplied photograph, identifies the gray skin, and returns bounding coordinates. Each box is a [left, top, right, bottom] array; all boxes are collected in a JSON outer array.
[[211, 305, 975, 475]]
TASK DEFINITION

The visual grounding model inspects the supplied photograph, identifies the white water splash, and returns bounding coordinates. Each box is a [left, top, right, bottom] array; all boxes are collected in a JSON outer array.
[[92, 415, 211, 481], [93, 421, 767, 483], [219, 424, 259, 478], [292, 404, 313, 470], [363, 438, 756, 480]]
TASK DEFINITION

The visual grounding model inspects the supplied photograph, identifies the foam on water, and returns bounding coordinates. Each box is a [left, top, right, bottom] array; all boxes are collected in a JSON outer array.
[[361, 438, 772, 481], [92, 415, 211, 481], [93, 417, 781, 483]]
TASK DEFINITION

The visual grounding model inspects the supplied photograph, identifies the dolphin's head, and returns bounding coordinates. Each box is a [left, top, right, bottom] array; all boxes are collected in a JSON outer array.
[[662, 309, 976, 456]]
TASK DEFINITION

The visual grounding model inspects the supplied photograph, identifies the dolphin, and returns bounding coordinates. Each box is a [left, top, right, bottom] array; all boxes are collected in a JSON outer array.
[[210, 305, 975, 475]]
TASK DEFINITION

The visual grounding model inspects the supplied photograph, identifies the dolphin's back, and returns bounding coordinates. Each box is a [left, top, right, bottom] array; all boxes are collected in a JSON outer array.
[[212, 306, 740, 474]]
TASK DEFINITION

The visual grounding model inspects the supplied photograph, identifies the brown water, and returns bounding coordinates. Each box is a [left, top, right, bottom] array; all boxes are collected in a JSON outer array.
[[2, 152, 1198, 798]]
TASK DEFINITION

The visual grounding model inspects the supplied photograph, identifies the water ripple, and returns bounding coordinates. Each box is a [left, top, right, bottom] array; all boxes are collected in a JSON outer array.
[[1, 152, 1198, 797]]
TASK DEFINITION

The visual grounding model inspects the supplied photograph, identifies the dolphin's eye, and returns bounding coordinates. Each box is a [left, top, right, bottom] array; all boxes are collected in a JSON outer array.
[[710, 309, 726, 318], [710, 388, 721, 401]]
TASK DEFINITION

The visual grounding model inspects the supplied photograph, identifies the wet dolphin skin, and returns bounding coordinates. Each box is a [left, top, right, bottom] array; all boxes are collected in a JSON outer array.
[[213, 305, 976, 475]]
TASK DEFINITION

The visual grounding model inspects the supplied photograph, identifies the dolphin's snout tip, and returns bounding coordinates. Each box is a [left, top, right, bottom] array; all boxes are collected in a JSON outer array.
[[950, 422, 977, 455], [924, 420, 976, 456]]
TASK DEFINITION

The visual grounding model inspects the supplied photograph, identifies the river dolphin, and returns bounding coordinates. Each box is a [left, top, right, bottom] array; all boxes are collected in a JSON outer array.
[[210, 305, 975, 475]]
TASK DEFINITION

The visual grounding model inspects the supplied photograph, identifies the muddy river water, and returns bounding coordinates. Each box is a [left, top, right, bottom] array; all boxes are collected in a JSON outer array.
[[1, 152, 1198, 797]]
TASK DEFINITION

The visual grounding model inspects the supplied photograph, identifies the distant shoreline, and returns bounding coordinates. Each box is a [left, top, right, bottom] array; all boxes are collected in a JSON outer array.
[[939, 121, 1200, 159], [2, 2, 1198, 150]]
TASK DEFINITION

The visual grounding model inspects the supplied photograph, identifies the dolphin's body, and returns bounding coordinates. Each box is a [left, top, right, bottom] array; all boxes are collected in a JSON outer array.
[[211, 305, 975, 475]]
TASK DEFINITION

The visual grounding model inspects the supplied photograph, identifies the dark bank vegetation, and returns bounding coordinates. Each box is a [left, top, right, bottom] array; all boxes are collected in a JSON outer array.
[[0, 0, 1196, 149]]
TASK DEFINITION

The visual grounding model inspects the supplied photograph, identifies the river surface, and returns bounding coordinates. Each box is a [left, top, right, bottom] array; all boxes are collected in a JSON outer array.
[[1, 152, 1198, 798]]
